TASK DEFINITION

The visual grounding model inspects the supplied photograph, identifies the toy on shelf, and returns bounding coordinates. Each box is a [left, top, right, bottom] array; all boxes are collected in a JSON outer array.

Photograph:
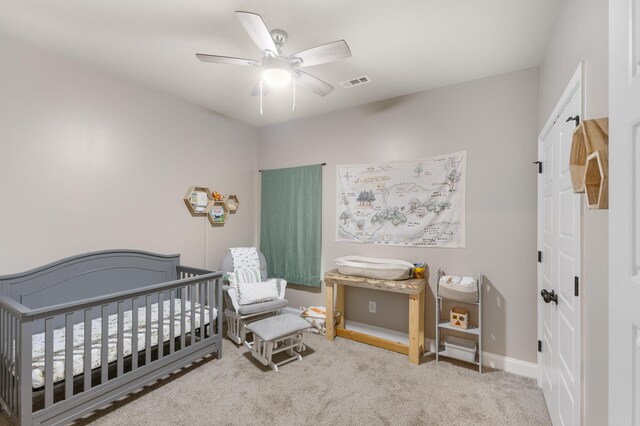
[[212, 191, 224, 201], [450, 307, 469, 329]]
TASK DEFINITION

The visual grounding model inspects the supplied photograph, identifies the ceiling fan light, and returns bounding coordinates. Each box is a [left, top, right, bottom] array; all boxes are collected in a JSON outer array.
[[263, 67, 291, 85]]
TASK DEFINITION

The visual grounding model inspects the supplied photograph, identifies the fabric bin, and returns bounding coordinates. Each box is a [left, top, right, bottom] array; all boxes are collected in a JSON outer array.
[[438, 275, 479, 303], [444, 336, 477, 363]]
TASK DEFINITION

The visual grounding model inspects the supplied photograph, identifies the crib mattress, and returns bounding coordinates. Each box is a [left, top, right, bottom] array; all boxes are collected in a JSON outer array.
[[31, 299, 216, 389]]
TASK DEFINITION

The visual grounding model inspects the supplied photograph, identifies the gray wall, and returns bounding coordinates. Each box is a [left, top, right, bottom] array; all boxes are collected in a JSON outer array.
[[258, 68, 540, 363], [0, 32, 258, 274], [538, 0, 609, 423]]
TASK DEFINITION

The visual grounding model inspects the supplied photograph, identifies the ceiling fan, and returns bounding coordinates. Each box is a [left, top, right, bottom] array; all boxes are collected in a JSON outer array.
[[196, 11, 352, 113]]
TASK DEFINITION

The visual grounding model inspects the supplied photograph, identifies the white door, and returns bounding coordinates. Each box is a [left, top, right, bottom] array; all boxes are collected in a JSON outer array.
[[538, 71, 582, 426], [610, 0, 640, 424]]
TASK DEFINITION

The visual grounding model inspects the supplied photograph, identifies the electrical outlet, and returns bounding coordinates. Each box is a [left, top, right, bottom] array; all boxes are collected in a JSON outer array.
[[368, 301, 376, 313]]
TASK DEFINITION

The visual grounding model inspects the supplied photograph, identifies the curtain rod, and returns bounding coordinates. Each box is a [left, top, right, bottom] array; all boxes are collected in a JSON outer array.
[[259, 163, 326, 172]]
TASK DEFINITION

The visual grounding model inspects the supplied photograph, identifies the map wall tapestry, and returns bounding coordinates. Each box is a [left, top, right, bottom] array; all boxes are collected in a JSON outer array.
[[336, 151, 466, 248]]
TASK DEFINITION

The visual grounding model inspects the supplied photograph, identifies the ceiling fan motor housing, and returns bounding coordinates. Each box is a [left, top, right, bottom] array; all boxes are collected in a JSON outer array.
[[270, 29, 288, 47]]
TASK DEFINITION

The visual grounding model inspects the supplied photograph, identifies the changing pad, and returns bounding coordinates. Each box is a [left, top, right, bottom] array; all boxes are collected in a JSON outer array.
[[335, 256, 414, 280]]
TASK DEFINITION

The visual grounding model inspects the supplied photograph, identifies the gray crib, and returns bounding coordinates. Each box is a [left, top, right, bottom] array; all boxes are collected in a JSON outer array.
[[0, 250, 223, 426]]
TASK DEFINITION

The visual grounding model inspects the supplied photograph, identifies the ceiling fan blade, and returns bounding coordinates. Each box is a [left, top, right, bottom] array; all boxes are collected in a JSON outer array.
[[235, 11, 278, 54], [196, 54, 258, 66], [295, 70, 334, 96], [293, 40, 352, 67], [250, 82, 271, 96]]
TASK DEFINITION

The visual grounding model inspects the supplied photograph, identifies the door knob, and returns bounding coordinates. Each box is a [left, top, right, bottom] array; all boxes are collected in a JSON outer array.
[[540, 289, 558, 305]]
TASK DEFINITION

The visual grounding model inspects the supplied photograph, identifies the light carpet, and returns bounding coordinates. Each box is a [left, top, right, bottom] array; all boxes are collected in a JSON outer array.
[[0, 333, 551, 425]]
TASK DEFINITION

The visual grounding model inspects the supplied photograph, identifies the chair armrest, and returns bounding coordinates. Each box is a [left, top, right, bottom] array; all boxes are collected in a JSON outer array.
[[222, 285, 240, 313], [273, 278, 287, 300]]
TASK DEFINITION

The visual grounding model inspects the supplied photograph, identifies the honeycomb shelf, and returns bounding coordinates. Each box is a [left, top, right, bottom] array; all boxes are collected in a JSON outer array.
[[183, 186, 212, 216], [584, 150, 609, 209], [569, 118, 609, 198], [226, 195, 239, 214], [206, 200, 229, 226]]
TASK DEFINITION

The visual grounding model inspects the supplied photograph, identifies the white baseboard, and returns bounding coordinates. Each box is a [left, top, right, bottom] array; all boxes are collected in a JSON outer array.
[[481, 351, 538, 378], [425, 338, 537, 378]]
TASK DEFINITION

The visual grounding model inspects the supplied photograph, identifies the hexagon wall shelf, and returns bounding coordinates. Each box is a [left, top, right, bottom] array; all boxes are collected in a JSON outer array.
[[569, 118, 608, 194], [206, 200, 229, 226], [584, 150, 608, 209], [183, 186, 212, 216], [226, 195, 239, 214]]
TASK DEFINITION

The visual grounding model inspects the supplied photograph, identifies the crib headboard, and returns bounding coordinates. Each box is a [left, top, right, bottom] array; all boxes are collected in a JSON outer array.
[[0, 250, 180, 309]]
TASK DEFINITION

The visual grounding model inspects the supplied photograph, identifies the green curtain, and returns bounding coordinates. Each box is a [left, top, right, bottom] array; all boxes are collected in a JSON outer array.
[[260, 164, 322, 287]]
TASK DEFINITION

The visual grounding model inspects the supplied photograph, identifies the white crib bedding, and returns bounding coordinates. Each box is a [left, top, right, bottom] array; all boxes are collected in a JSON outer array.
[[31, 299, 216, 389]]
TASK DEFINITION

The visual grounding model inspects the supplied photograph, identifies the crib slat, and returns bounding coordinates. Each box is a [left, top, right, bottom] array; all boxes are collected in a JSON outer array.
[[169, 290, 175, 354], [65, 313, 74, 399], [216, 278, 223, 345], [131, 298, 138, 371], [145, 295, 152, 365], [83, 309, 92, 391], [3, 311, 10, 410], [18, 318, 33, 424], [1, 310, 5, 405], [200, 283, 205, 340], [101, 305, 109, 384], [13, 315, 18, 412], [44, 317, 54, 408], [180, 287, 186, 349], [117, 301, 125, 377], [209, 281, 215, 338], [190, 284, 196, 346], [157, 292, 164, 359], [1, 310, 7, 407], [10, 313, 16, 413]]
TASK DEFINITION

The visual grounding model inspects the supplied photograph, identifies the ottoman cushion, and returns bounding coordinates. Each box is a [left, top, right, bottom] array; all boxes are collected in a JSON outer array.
[[247, 314, 310, 341]]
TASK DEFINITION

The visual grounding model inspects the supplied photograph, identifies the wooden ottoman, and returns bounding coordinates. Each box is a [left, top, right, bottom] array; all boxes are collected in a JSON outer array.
[[246, 314, 310, 371]]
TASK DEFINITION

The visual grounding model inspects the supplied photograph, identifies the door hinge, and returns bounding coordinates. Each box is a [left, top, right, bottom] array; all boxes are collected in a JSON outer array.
[[574, 276, 579, 296], [533, 161, 543, 174], [538, 340, 542, 352], [537, 251, 542, 263]]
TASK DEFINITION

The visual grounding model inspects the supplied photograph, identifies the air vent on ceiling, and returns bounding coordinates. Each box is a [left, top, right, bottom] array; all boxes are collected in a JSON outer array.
[[340, 75, 371, 89]]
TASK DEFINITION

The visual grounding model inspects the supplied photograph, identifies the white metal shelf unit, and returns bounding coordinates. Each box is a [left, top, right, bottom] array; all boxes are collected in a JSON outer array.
[[435, 268, 483, 373]]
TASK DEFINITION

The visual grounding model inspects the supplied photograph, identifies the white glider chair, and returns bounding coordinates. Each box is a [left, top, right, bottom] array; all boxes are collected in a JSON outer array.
[[221, 249, 288, 346]]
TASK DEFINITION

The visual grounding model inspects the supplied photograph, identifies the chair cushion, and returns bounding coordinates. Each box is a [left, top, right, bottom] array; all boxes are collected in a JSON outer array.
[[238, 298, 288, 315], [226, 269, 261, 284], [246, 314, 310, 341], [235, 280, 280, 305]]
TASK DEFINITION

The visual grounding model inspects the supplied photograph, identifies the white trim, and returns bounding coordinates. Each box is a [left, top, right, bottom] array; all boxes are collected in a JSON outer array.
[[539, 63, 583, 141], [481, 351, 538, 378]]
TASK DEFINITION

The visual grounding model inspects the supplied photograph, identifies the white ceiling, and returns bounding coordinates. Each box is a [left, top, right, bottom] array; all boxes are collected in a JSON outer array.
[[0, 0, 560, 127]]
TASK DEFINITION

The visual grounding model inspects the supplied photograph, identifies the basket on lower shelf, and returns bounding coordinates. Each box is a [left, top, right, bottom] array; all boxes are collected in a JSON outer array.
[[443, 336, 477, 363]]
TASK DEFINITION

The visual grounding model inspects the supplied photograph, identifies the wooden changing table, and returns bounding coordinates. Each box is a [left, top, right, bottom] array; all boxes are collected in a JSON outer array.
[[324, 270, 426, 365]]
